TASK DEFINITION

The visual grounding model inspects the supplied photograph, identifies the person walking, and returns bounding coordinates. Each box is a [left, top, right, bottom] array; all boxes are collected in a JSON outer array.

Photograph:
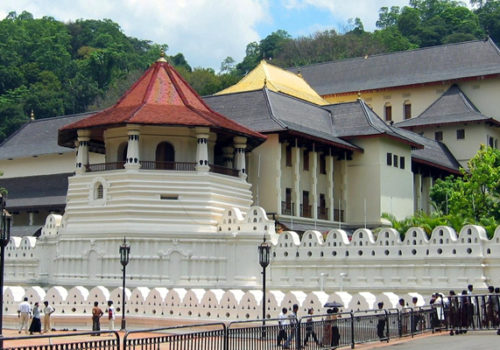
[[376, 302, 387, 341], [303, 308, 320, 347], [29, 302, 42, 335], [283, 304, 299, 349], [277, 307, 288, 346], [42, 301, 55, 333], [107, 300, 116, 331], [92, 301, 104, 335], [17, 297, 31, 334]]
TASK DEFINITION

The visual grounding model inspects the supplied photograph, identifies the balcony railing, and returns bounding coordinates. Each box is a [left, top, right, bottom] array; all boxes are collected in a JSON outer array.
[[140, 161, 196, 171], [209, 164, 240, 177], [300, 204, 312, 218], [84, 161, 240, 177], [85, 162, 125, 172], [318, 206, 328, 220], [281, 201, 294, 216]]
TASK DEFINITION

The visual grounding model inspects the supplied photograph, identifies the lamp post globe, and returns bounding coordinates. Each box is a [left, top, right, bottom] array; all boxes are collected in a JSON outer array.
[[119, 237, 130, 330]]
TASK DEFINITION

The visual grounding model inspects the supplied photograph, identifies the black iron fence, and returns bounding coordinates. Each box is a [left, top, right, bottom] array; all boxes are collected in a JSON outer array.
[[3, 296, 499, 350], [1, 330, 119, 350]]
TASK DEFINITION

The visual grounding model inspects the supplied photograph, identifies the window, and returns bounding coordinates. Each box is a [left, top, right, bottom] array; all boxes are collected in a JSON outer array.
[[303, 150, 309, 171], [435, 131, 443, 141], [393, 154, 398, 167], [319, 154, 326, 174], [456, 129, 465, 140], [404, 101, 411, 119], [95, 183, 104, 199], [387, 153, 392, 166], [400, 156, 405, 169], [286, 145, 292, 167], [285, 188, 292, 208], [385, 103, 392, 122]]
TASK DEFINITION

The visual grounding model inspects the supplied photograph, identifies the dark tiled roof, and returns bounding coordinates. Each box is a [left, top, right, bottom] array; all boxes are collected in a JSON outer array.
[[324, 100, 423, 148], [60, 60, 265, 147], [290, 39, 500, 95], [204, 88, 359, 151], [395, 128, 461, 173], [11, 225, 42, 237], [0, 173, 70, 210], [395, 84, 500, 128], [0, 112, 96, 160]]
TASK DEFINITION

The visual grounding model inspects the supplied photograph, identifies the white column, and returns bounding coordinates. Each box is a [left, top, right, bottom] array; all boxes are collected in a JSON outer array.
[[28, 212, 34, 226], [414, 173, 422, 212], [75, 130, 90, 174], [340, 153, 348, 222], [125, 126, 141, 170], [233, 136, 247, 178], [292, 141, 301, 217], [326, 153, 335, 221], [310, 147, 318, 219], [223, 146, 234, 169], [196, 127, 210, 172], [422, 176, 432, 214]]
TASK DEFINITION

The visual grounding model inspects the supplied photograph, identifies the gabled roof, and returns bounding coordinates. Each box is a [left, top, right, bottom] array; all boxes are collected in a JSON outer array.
[[290, 38, 500, 95], [59, 58, 265, 147], [204, 88, 359, 151], [216, 60, 328, 105], [324, 100, 423, 149], [395, 84, 500, 128], [395, 128, 461, 174], [0, 112, 96, 160]]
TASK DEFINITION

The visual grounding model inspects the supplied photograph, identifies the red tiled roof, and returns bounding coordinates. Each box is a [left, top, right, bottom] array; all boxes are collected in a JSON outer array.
[[59, 59, 265, 140]]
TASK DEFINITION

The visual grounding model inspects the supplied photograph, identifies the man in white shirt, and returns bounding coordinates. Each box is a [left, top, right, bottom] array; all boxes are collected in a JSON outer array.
[[277, 307, 288, 346], [17, 297, 31, 334], [43, 301, 55, 333]]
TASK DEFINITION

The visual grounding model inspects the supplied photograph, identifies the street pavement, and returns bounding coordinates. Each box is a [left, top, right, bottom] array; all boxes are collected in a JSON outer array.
[[358, 331, 499, 350]]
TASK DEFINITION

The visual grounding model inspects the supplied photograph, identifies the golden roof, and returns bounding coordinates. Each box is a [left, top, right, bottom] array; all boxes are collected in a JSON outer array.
[[216, 60, 327, 105]]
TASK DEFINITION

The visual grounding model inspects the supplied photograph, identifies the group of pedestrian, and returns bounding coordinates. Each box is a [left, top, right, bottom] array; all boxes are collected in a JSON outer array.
[[92, 300, 115, 334], [17, 298, 55, 335], [277, 304, 341, 349], [18, 297, 116, 336]]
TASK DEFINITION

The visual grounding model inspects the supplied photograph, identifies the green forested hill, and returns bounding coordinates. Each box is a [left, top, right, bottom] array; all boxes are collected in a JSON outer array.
[[0, 0, 499, 142]]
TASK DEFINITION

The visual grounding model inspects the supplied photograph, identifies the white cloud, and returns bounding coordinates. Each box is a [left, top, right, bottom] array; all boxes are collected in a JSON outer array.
[[0, 0, 270, 70]]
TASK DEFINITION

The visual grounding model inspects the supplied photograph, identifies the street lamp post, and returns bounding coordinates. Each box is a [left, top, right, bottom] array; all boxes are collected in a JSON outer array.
[[0, 195, 11, 348], [119, 237, 130, 331], [258, 237, 270, 338]]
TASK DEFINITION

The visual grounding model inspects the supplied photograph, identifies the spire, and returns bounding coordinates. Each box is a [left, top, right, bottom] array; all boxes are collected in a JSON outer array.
[[156, 50, 167, 63], [30, 110, 35, 121]]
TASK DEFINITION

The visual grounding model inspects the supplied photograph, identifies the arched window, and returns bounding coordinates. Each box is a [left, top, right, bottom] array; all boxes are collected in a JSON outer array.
[[156, 142, 175, 169], [95, 183, 104, 199]]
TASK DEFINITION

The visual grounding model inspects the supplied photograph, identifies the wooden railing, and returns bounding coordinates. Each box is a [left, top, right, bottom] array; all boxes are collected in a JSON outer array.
[[140, 161, 196, 171], [85, 162, 125, 172], [210, 164, 240, 177]]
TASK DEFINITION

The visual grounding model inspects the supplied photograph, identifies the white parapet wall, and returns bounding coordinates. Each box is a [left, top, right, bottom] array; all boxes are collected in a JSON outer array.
[[3, 285, 454, 329], [269, 224, 499, 293]]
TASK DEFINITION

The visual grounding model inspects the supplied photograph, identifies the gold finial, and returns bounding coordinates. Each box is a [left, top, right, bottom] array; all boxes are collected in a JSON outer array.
[[357, 91, 361, 99], [30, 109, 35, 121], [263, 77, 267, 88], [297, 69, 302, 78], [156, 50, 167, 62]]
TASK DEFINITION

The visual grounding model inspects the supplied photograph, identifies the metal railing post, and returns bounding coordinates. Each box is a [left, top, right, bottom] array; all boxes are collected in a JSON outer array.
[[350, 311, 355, 349]]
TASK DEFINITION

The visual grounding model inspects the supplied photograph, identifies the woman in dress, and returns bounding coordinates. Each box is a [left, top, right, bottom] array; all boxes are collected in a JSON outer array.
[[29, 302, 42, 335]]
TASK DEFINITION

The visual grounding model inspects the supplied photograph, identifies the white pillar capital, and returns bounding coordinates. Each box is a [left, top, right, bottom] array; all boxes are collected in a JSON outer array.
[[125, 127, 141, 170]]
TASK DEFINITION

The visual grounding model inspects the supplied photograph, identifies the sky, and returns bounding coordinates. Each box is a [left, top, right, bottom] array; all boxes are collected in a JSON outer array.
[[0, 0, 413, 71]]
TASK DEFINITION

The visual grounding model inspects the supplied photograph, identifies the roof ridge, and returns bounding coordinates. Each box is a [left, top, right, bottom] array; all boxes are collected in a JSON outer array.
[[263, 88, 288, 130]]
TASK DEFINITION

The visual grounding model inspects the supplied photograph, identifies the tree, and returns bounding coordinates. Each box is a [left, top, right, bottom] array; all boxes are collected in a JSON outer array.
[[430, 145, 500, 236], [377, 6, 401, 29]]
